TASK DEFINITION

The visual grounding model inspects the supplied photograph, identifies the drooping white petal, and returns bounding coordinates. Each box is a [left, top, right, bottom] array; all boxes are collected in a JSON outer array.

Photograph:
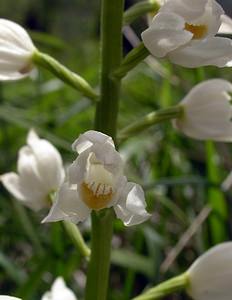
[[26, 129, 65, 190], [187, 242, 232, 300], [168, 37, 232, 67], [43, 183, 91, 223], [68, 150, 90, 184], [173, 79, 232, 141], [72, 130, 115, 154], [41, 277, 77, 300], [0, 19, 36, 80], [0, 172, 48, 211], [0, 172, 26, 201], [114, 182, 151, 226], [142, 12, 193, 57]]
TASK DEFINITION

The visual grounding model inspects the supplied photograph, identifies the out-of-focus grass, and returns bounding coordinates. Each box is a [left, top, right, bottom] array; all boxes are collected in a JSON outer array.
[[0, 1, 232, 299]]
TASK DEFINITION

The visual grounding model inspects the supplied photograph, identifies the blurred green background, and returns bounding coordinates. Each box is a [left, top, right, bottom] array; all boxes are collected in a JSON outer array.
[[0, 0, 232, 299]]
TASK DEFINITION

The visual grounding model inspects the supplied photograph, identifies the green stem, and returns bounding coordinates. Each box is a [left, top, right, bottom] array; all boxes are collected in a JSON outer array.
[[132, 273, 189, 300], [62, 220, 91, 258], [33, 51, 98, 100], [123, 0, 159, 25], [118, 105, 183, 141], [85, 0, 124, 299], [113, 43, 149, 79]]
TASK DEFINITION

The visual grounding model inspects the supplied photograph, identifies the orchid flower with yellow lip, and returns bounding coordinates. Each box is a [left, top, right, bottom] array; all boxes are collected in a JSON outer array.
[[142, 0, 232, 67], [43, 130, 150, 226]]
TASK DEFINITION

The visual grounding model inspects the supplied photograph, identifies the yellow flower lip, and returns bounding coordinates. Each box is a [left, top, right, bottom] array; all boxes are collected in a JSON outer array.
[[81, 182, 114, 210], [185, 23, 207, 39]]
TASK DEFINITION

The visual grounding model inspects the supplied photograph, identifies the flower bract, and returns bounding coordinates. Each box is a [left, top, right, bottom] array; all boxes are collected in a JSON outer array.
[[1, 130, 65, 211], [43, 130, 150, 226], [0, 19, 36, 80], [187, 242, 232, 300], [141, 0, 232, 67], [173, 79, 232, 141]]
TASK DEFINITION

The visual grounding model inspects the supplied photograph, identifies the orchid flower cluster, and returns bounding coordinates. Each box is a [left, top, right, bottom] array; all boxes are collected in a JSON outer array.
[[1, 0, 232, 299]]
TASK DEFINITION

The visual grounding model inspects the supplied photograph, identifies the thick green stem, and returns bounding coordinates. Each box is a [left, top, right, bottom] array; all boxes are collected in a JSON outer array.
[[123, 0, 159, 25], [62, 220, 90, 258], [113, 43, 149, 79], [132, 273, 189, 300], [118, 106, 183, 141], [33, 51, 98, 100], [85, 0, 124, 299]]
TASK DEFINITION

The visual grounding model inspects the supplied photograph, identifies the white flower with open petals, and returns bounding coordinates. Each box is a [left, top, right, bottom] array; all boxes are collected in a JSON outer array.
[[187, 242, 232, 300], [141, 0, 232, 67], [1, 130, 65, 211], [173, 79, 232, 141], [42, 277, 77, 300], [43, 130, 150, 226], [0, 19, 36, 80]]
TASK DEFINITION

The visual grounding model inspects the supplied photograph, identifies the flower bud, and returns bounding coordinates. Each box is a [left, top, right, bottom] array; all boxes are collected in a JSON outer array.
[[173, 79, 232, 142], [0, 19, 36, 80], [187, 242, 232, 300]]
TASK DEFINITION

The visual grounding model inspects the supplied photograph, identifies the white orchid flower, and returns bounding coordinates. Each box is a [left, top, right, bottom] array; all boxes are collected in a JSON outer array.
[[0, 297, 21, 300], [43, 130, 150, 226], [173, 79, 232, 141], [0, 19, 36, 80], [142, 0, 232, 67], [41, 277, 77, 300], [1, 130, 65, 211], [187, 242, 232, 300]]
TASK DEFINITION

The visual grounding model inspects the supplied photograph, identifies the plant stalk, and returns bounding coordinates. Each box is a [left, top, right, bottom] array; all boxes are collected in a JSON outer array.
[[132, 273, 189, 300], [118, 105, 183, 141], [84, 0, 125, 299]]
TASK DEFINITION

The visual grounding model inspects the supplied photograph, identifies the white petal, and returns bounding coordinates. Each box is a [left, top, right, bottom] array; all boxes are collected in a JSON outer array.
[[72, 130, 115, 154], [219, 14, 232, 34], [0, 172, 46, 211], [1, 172, 26, 201], [142, 12, 193, 57], [173, 79, 232, 141], [26, 130, 65, 190], [168, 37, 232, 67], [187, 242, 232, 300], [43, 182, 91, 223], [0, 297, 21, 300], [42, 277, 77, 300], [114, 182, 150, 226], [159, 0, 209, 22], [68, 150, 90, 184], [0, 19, 36, 80]]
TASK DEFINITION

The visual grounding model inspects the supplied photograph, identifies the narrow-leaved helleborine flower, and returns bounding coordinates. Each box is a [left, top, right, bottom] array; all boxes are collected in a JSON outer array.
[[173, 79, 232, 141], [42, 277, 77, 300], [1, 130, 65, 211], [0, 19, 36, 80], [186, 242, 232, 300], [141, 0, 232, 67], [43, 130, 150, 226]]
